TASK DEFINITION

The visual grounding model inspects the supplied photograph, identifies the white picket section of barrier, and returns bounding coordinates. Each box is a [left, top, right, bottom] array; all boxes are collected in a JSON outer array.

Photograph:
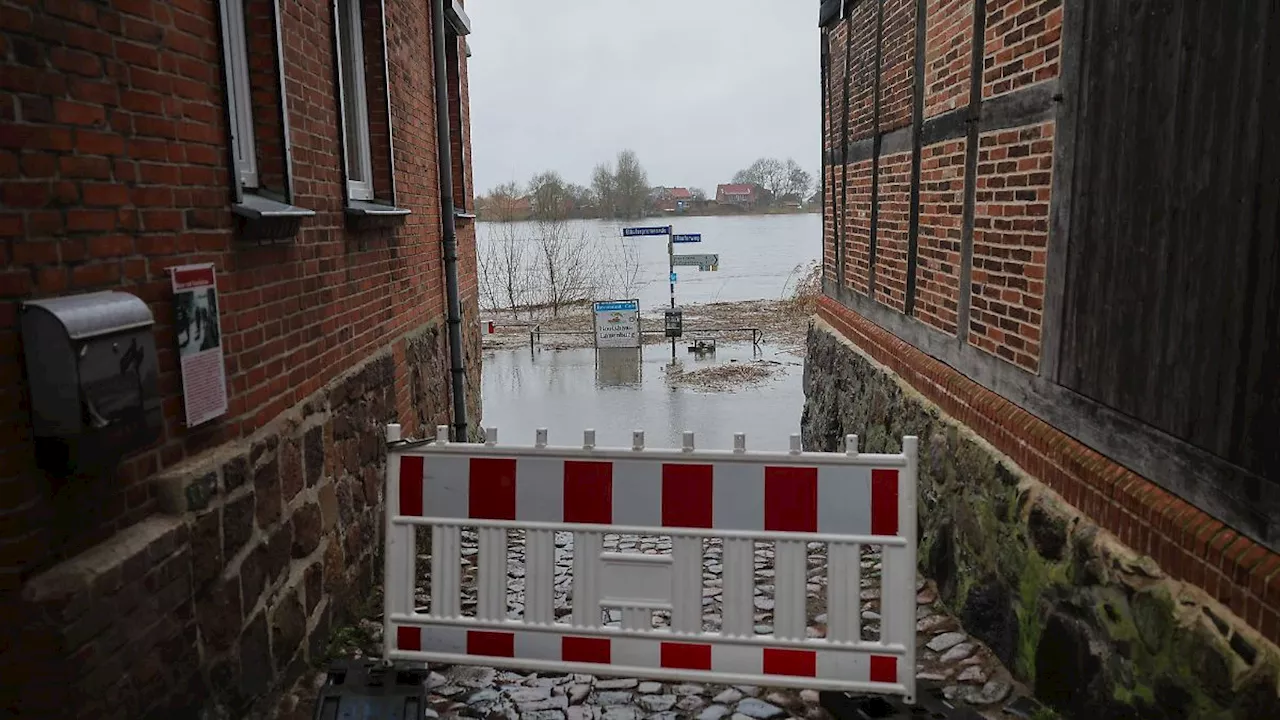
[[382, 425, 919, 702]]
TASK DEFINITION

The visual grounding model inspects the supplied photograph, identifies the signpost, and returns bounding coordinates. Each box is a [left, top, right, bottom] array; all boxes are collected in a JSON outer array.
[[622, 226, 672, 237], [622, 225, 715, 360], [673, 253, 719, 272], [591, 300, 641, 349]]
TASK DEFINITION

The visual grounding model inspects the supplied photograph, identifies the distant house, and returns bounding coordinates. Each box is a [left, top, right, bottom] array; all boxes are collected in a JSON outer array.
[[717, 183, 759, 208], [479, 194, 532, 221], [652, 186, 694, 212]]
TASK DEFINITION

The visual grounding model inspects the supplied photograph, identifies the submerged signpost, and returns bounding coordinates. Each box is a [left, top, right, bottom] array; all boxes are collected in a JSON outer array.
[[621, 225, 715, 360], [592, 299, 641, 348]]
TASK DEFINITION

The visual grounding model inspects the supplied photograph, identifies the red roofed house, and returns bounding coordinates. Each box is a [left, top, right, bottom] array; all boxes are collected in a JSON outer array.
[[716, 183, 759, 208], [652, 187, 694, 212]]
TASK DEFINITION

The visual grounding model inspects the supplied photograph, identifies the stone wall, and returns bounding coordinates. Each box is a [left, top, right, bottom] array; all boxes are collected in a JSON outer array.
[[803, 320, 1279, 718], [11, 319, 459, 719]]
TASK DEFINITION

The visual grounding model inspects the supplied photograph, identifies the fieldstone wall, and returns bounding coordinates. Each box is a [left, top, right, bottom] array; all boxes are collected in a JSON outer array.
[[14, 320, 458, 719], [802, 321, 1279, 719]]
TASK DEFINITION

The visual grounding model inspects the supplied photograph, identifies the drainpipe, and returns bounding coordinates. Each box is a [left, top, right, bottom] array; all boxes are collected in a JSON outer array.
[[431, 0, 468, 441]]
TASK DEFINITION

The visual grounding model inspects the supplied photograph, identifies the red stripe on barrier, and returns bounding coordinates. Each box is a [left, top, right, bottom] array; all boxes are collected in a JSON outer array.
[[659, 641, 712, 670], [399, 456, 424, 517], [467, 630, 515, 658], [396, 626, 421, 652], [764, 466, 818, 532], [869, 654, 897, 683], [562, 636, 611, 664], [871, 469, 899, 536], [563, 461, 612, 523], [662, 464, 714, 528], [762, 648, 817, 677], [470, 458, 517, 520]]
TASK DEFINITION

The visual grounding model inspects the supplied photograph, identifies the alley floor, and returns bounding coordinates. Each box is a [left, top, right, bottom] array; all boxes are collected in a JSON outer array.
[[276, 531, 1036, 719]]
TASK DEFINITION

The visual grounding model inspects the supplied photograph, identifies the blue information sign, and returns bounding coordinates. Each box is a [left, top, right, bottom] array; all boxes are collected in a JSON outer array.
[[672, 233, 702, 243], [592, 300, 638, 312], [670, 272, 678, 283], [622, 226, 672, 237]]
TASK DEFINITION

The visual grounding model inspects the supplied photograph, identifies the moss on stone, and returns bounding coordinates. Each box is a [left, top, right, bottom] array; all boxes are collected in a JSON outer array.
[[802, 324, 1280, 718]]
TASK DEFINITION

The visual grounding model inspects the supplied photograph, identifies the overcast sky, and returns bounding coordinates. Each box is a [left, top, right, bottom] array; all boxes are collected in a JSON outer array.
[[466, 1, 820, 195]]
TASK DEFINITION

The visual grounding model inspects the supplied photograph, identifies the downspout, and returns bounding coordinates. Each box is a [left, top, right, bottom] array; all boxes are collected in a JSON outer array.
[[431, 0, 468, 441]]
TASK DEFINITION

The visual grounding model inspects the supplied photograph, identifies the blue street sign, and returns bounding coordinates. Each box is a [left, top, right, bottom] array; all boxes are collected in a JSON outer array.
[[622, 226, 672, 237], [670, 272, 678, 283], [593, 300, 638, 312], [672, 233, 702, 243]]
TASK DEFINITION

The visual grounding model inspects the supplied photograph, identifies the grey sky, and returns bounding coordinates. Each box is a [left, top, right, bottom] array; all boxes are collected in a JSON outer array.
[[466, 1, 820, 196]]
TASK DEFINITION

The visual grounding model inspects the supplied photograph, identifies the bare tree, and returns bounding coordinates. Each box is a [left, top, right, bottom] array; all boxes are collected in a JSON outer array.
[[478, 221, 535, 319], [784, 159, 813, 201], [596, 238, 649, 301], [734, 157, 813, 204], [591, 163, 616, 218], [614, 150, 650, 219], [534, 218, 597, 317], [477, 238, 501, 312], [495, 222, 532, 319], [529, 171, 573, 222]]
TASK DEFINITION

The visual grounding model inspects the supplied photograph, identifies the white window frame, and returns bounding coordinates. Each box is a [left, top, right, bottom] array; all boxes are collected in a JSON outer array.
[[335, 0, 375, 201], [219, 0, 259, 189]]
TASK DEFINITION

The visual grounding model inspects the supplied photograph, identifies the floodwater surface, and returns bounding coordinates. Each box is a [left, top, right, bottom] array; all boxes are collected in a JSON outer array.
[[481, 341, 805, 452]]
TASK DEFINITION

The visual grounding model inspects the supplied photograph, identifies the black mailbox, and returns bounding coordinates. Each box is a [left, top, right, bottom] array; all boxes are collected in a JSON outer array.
[[664, 307, 683, 339], [20, 291, 162, 474]]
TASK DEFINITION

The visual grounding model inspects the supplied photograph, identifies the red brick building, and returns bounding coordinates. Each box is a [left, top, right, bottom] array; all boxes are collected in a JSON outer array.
[[812, 0, 1277, 716], [1, 0, 481, 716], [715, 183, 758, 208]]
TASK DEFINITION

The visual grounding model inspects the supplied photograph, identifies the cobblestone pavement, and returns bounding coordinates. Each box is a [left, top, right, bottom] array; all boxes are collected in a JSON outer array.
[[279, 531, 1032, 719]]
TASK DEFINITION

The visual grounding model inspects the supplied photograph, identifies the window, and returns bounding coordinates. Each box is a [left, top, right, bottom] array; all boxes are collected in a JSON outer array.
[[216, 0, 311, 241], [335, 0, 374, 201], [219, 0, 258, 189], [445, 1, 473, 214]]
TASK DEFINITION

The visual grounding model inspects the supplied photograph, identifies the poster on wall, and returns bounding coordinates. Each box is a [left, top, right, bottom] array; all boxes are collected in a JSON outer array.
[[592, 299, 641, 348], [171, 264, 228, 427]]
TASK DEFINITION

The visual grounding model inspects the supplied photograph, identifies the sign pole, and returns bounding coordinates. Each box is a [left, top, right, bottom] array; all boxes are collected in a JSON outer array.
[[668, 228, 676, 361]]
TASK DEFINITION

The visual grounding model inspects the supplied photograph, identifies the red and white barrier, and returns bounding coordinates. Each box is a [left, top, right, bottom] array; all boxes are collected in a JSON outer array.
[[382, 426, 919, 701]]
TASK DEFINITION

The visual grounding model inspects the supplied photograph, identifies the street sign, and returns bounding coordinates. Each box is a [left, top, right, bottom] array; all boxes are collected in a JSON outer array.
[[673, 253, 719, 271], [669, 272, 678, 283], [592, 299, 641, 349], [672, 233, 702, 243], [622, 226, 672, 237]]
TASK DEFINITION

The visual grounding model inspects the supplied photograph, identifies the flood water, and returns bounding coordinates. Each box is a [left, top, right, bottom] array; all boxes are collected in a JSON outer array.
[[481, 342, 805, 453], [479, 213, 820, 450], [477, 213, 821, 312]]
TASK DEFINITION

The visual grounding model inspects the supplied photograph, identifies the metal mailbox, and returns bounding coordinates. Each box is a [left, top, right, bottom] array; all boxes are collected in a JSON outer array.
[[20, 291, 162, 472], [664, 307, 683, 338]]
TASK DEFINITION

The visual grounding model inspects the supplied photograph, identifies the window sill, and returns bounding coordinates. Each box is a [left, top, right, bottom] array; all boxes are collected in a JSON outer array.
[[345, 199, 411, 230], [232, 193, 315, 243], [454, 208, 477, 221]]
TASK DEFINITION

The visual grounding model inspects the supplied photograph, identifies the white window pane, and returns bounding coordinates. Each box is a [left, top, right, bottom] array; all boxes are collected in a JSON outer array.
[[221, 0, 258, 188], [337, 0, 373, 200]]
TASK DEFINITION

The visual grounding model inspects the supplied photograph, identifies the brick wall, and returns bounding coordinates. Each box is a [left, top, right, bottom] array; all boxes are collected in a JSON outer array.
[[924, 0, 973, 118], [873, 151, 911, 312], [0, 0, 479, 585], [817, 2, 1279, 701], [878, 0, 916, 132], [1, 0, 479, 716], [817, 297, 1280, 650], [848, 0, 878, 140], [913, 139, 966, 334], [969, 122, 1053, 371], [843, 159, 873, 295], [983, 0, 1063, 99]]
